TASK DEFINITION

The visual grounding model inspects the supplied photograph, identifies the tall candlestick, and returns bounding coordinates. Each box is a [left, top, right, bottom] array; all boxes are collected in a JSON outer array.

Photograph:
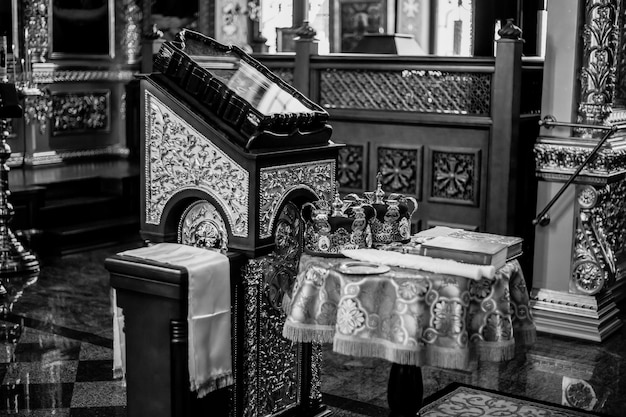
[[11, 45, 16, 84], [24, 28, 29, 86], [27, 49, 32, 86]]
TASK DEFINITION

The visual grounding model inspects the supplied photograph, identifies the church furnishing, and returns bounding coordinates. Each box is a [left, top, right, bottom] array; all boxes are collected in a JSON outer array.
[[109, 30, 341, 417]]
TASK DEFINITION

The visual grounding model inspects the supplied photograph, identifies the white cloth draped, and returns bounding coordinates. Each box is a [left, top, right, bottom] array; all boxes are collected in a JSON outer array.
[[114, 243, 233, 397], [341, 248, 496, 280]]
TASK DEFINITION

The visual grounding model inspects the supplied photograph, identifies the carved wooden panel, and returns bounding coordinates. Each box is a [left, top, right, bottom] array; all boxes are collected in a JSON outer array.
[[51, 90, 111, 135], [373, 145, 423, 199], [320, 68, 491, 114], [337, 144, 366, 192], [428, 147, 480, 206]]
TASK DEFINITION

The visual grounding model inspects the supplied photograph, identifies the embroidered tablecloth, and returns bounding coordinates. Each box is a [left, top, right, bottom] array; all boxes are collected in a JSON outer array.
[[282, 254, 535, 370]]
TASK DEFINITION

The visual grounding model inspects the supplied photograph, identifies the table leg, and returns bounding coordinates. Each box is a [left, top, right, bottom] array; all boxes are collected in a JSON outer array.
[[387, 363, 423, 417]]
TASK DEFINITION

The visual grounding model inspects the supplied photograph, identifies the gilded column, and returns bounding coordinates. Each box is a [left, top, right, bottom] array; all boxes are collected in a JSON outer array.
[[577, 0, 620, 136], [531, 0, 625, 342], [120, 0, 143, 64], [23, 0, 49, 63]]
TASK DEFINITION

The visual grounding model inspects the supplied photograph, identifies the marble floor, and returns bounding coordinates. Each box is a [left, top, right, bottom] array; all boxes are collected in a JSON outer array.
[[0, 240, 624, 416]]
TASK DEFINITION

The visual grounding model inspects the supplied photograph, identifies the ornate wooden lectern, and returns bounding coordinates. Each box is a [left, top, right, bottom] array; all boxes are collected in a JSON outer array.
[[108, 29, 341, 417]]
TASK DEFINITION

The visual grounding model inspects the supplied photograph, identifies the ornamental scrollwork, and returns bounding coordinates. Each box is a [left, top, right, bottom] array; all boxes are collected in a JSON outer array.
[[20, 87, 53, 134], [145, 91, 249, 237], [534, 143, 626, 176], [600, 179, 626, 264], [274, 202, 302, 260], [577, 0, 619, 137], [259, 160, 335, 239], [572, 185, 616, 295], [242, 256, 300, 417], [51, 92, 109, 134]]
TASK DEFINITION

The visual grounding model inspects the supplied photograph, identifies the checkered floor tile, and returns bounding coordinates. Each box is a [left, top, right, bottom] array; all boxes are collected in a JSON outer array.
[[0, 319, 126, 417]]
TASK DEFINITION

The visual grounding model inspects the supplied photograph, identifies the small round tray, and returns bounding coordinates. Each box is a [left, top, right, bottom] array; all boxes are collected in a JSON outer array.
[[337, 261, 390, 275]]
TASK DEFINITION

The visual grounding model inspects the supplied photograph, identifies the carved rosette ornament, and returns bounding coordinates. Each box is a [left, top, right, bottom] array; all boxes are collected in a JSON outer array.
[[577, 0, 619, 137], [144, 91, 249, 236], [572, 185, 616, 295], [177, 200, 228, 252], [259, 160, 335, 239]]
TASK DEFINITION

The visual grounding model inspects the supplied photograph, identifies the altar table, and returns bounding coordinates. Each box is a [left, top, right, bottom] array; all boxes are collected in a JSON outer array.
[[282, 253, 536, 414]]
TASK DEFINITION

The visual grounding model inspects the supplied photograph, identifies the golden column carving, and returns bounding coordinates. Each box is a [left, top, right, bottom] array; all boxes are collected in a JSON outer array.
[[577, 0, 619, 137], [23, 0, 49, 63]]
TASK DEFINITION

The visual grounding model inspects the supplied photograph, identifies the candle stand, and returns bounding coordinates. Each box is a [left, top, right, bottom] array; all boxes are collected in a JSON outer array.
[[0, 82, 39, 342]]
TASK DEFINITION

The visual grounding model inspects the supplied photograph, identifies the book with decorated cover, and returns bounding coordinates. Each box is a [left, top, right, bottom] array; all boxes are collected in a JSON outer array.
[[447, 229, 523, 261], [413, 227, 523, 261], [418, 235, 508, 269]]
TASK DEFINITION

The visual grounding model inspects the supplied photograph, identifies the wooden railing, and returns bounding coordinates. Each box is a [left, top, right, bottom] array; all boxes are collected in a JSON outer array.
[[255, 42, 544, 280]]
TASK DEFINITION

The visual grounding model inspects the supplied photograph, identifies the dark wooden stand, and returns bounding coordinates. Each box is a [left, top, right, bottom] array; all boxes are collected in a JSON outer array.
[[387, 364, 423, 417], [106, 252, 245, 417]]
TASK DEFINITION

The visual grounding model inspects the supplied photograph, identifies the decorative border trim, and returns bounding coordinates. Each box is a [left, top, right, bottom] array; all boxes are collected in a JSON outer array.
[[258, 160, 335, 239], [530, 288, 599, 312], [33, 67, 138, 84], [534, 143, 626, 177]]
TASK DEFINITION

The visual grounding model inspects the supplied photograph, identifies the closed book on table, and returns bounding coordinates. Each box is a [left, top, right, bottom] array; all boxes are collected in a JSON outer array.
[[447, 230, 523, 261], [419, 235, 508, 269]]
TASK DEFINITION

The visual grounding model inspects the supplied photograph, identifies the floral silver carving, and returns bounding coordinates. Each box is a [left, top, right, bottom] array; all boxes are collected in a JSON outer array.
[[51, 91, 110, 135], [259, 160, 335, 239], [242, 256, 299, 417], [577, 0, 619, 136], [24, 0, 49, 62], [20, 87, 52, 134], [572, 185, 616, 295], [120, 0, 143, 64], [534, 143, 626, 177], [310, 342, 323, 403], [320, 69, 491, 115], [274, 202, 302, 259], [600, 179, 626, 267], [144, 91, 249, 236], [177, 200, 228, 252]]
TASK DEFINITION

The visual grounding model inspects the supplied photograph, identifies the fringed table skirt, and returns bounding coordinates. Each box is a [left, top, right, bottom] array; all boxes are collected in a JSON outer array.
[[283, 254, 536, 371]]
